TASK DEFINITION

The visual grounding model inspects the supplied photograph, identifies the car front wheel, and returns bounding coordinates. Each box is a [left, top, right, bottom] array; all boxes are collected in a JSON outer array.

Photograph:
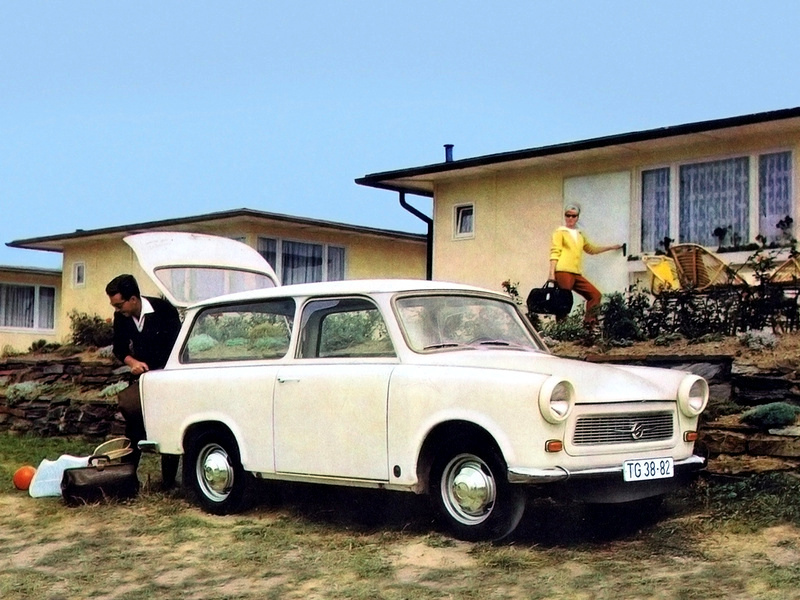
[[431, 445, 526, 542], [184, 429, 251, 515]]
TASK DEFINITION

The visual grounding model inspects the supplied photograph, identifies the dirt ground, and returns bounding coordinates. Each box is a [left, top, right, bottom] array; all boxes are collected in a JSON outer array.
[[3, 477, 800, 600]]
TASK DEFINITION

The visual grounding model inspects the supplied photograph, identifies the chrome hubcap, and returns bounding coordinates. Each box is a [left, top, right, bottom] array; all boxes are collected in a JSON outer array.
[[442, 454, 495, 525], [197, 443, 233, 502]]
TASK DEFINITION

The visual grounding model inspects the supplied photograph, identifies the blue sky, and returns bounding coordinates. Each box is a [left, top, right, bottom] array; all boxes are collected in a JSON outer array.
[[2, 1, 800, 268]]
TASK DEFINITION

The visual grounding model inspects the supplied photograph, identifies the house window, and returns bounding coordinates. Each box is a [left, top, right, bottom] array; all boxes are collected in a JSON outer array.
[[454, 204, 474, 238], [641, 168, 671, 253], [759, 151, 793, 244], [258, 237, 345, 284], [72, 262, 86, 288], [257, 237, 277, 268], [0, 283, 56, 330], [640, 151, 793, 252], [282, 241, 323, 284], [679, 157, 750, 247], [327, 246, 345, 281]]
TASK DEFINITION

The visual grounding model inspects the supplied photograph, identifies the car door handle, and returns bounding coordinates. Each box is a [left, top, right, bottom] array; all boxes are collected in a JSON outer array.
[[277, 376, 300, 383]]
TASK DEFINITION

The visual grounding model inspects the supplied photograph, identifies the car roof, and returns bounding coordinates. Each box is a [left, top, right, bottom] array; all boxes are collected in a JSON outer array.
[[190, 278, 500, 308]]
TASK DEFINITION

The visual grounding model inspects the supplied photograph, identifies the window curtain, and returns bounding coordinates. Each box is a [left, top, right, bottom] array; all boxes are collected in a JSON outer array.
[[457, 207, 473, 234], [641, 168, 670, 253], [257, 237, 277, 269], [759, 151, 792, 244], [0, 284, 35, 328], [327, 246, 345, 281], [37, 287, 55, 329], [679, 157, 750, 247], [282, 241, 323, 284]]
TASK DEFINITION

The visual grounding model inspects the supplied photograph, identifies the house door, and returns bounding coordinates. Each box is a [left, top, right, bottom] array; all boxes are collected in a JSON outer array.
[[563, 172, 631, 296]]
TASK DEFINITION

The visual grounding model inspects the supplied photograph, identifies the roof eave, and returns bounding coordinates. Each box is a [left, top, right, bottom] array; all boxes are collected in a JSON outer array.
[[356, 106, 800, 194], [7, 207, 427, 253]]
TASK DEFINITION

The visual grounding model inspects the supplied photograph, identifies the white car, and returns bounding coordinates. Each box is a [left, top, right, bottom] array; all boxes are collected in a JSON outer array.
[[128, 233, 708, 541]]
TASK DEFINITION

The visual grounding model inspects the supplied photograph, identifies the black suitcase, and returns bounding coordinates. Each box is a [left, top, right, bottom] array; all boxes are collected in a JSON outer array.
[[526, 281, 573, 317], [61, 455, 139, 506]]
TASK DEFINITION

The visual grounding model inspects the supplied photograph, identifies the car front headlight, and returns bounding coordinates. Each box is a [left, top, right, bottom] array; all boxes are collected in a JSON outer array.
[[677, 375, 709, 417], [538, 378, 575, 424]]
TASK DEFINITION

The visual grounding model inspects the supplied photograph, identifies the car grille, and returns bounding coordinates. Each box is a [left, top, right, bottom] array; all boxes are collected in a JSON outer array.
[[572, 412, 674, 446]]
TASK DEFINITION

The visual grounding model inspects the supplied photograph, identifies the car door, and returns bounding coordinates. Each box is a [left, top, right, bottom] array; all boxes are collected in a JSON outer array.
[[273, 297, 397, 481]]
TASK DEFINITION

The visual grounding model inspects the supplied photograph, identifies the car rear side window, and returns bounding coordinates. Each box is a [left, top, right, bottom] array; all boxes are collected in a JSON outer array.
[[181, 299, 295, 363], [299, 297, 395, 358]]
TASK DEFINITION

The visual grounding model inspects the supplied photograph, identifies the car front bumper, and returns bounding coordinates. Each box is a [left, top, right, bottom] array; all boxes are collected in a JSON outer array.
[[508, 454, 707, 503]]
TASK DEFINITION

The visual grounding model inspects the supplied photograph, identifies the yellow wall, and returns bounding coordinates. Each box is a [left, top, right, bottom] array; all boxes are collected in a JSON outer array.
[[51, 220, 426, 341], [0, 268, 61, 353], [432, 129, 800, 299]]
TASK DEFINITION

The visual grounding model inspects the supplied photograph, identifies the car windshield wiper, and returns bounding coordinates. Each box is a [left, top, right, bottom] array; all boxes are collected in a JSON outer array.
[[422, 342, 462, 351], [469, 340, 536, 351]]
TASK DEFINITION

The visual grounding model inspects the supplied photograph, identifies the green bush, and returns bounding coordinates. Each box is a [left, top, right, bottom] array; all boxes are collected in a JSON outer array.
[[740, 402, 800, 430], [6, 382, 44, 406], [601, 292, 644, 342], [69, 311, 114, 347], [28, 339, 62, 354]]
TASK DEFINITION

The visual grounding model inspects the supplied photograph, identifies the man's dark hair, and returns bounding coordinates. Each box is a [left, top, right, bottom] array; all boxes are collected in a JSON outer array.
[[105, 274, 141, 300]]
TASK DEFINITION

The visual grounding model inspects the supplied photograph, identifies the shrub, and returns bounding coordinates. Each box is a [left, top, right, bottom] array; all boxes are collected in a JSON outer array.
[[28, 339, 62, 354], [601, 292, 644, 343], [69, 311, 114, 347], [740, 402, 800, 430], [738, 328, 778, 350], [6, 382, 44, 406], [540, 310, 585, 342], [187, 333, 218, 353]]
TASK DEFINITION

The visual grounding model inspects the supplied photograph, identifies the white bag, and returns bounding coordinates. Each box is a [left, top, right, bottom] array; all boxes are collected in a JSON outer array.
[[29, 455, 90, 497]]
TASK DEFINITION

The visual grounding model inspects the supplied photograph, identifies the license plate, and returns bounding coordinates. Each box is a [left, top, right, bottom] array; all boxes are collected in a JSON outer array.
[[623, 458, 674, 482]]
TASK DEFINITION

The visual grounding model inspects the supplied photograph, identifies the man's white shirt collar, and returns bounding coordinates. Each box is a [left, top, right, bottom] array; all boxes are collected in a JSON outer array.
[[133, 297, 155, 332]]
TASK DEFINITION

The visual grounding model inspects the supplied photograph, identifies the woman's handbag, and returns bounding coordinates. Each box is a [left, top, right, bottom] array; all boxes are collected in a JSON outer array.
[[61, 454, 139, 506], [526, 281, 573, 317]]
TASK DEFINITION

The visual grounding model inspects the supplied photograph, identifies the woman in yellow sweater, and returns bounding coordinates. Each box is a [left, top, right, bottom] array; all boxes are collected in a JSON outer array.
[[548, 203, 623, 325]]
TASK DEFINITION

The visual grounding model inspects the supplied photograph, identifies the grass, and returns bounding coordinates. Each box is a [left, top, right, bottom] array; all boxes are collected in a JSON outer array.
[[3, 432, 800, 599]]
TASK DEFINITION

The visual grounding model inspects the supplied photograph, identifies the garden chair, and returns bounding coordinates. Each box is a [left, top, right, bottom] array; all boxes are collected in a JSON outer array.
[[668, 243, 747, 292], [641, 255, 681, 295], [769, 256, 800, 286]]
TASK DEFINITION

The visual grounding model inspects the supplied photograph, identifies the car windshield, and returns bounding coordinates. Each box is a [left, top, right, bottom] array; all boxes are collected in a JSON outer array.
[[394, 294, 543, 353]]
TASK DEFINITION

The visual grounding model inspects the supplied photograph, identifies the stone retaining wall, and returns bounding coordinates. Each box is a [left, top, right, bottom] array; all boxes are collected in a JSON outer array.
[[0, 356, 127, 438]]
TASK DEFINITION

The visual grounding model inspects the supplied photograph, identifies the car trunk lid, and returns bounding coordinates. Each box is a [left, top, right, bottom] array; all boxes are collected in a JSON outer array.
[[124, 232, 279, 308]]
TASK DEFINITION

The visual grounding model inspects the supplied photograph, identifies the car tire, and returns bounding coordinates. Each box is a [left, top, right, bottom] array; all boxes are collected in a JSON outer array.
[[184, 428, 252, 515], [430, 443, 526, 542]]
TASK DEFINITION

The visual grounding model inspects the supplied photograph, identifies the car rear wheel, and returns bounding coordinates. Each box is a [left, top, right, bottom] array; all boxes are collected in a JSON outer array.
[[184, 429, 252, 515], [431, 444, 526, 542]]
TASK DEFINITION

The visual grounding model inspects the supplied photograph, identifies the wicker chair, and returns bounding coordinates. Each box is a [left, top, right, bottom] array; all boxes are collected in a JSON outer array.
[[770, 256, 800, 286], [668, 243, 746, 291]]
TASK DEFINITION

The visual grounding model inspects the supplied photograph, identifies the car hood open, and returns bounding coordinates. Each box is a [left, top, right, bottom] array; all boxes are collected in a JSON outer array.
[[124, 232, 279, 308]]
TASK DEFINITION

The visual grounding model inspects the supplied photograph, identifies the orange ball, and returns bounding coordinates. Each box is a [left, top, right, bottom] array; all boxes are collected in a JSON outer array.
[[13, 465, 36, 491]]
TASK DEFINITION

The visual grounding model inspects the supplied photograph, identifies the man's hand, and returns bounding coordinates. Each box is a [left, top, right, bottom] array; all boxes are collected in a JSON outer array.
[[125, 357, 150, 376]]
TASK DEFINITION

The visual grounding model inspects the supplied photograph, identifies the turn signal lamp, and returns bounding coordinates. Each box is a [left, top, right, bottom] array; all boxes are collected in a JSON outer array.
[[684, 431, 699, 442], [545, 439, 564, 453]]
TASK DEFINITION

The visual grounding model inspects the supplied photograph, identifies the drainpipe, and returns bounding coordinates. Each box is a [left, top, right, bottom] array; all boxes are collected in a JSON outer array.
[[399, 192, 433, 280]]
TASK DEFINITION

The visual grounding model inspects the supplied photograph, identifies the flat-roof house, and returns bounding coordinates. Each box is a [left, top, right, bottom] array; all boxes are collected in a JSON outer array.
[[5, 208, 427, 349], [357, 107, 800, 300]]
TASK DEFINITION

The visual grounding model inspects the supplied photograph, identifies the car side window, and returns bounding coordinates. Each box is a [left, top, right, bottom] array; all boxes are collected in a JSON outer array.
[[299, 297, 395, 358], [181, 299, 295, 363]]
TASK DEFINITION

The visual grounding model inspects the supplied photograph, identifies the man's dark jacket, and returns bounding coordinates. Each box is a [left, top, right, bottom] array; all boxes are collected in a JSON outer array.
[[111, 296, 181, 370]]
